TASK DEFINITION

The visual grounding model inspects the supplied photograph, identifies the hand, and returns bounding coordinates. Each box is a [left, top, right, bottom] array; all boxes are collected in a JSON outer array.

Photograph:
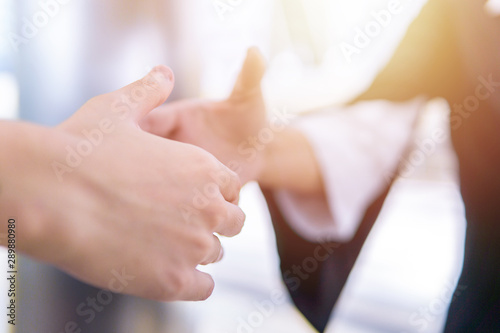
[[0, 66, 245, 301], [140, 48, 268, 184], [140, 49, 324, 194]]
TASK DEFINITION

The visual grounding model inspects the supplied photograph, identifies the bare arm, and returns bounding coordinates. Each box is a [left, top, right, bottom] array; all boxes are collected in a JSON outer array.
[[0, 66, 245, 301], [257, 127, 324, 194]]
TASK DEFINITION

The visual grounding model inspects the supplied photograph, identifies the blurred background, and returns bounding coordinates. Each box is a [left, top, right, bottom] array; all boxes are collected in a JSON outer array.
[[0, 0, 467, 332]]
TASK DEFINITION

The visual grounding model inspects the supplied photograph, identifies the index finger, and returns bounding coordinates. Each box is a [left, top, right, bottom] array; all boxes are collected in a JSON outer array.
[[217, 167, 242, 204], [214, 201, 246, 238]]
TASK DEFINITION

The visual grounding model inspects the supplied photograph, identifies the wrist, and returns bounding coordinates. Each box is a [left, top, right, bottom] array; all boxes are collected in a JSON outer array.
[[256, 127, 293, 189], [257, 126, 324, 194], [0, 122, 72, 259], [0, 123, 43, 249]]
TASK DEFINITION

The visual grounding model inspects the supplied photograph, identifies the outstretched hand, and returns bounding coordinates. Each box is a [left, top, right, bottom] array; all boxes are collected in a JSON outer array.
[[140, 48, 268, 184]]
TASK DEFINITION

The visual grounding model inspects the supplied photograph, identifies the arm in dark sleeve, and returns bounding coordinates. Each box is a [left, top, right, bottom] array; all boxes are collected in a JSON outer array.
[[353, 0, 464, 103]]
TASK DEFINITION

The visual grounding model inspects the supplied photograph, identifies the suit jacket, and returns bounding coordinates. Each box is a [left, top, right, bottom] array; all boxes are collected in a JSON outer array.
[[266, 1, 500, 331]]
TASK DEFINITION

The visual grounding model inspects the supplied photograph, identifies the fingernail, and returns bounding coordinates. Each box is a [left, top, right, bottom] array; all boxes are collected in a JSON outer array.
[[149, 65, 174, 82]]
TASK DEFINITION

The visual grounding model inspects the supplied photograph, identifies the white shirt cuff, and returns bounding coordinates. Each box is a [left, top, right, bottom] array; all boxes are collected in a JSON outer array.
[[274, 98, 425, 242]]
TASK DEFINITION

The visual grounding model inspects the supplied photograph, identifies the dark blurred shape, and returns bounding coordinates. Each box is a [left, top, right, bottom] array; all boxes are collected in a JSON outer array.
[[266, 0, 500, 331]]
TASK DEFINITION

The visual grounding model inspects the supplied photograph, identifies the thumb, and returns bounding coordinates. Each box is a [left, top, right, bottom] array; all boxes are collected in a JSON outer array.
[[139, 102, 185, 138], [230, 47, 266, 101], [108, 65, 175, 123]]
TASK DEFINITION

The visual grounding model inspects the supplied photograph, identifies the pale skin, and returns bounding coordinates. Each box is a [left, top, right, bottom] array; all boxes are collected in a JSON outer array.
[[141, 48, 324, 195], [0, 65, 245, 301]]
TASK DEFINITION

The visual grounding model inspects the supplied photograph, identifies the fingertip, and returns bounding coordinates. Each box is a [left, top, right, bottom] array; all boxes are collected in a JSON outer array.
[[143, 65, 175, 98], [194, 271, 215, 301], [235, 207, 246, 233], [231, 48, 266, 98], [150, 65, 175, 84], [126, 65, 175, 121], [246, 46, 258, 58], [247, 46, 263, 60], [200, 235, 224, 265], [216, 246, 224, 262], [201, 283, 215, 301], [217, 203, 245, 237], [245, 47, 266, 75]]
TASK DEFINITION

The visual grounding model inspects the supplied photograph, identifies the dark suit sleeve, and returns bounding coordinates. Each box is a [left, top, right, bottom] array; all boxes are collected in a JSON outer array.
[[353, 0, 464, 103]]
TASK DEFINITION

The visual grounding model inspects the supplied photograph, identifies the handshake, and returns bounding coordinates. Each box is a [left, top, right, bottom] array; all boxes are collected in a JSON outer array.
[[0, 49, 320, 302]]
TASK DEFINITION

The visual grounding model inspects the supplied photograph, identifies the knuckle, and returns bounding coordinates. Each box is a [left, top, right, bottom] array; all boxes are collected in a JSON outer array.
[[84, 95, 107, 110], [160, 270, 187, 300], [192, 233, 214, 255], [201, 157, 220, 174], [205, 201, 227, 228], [228, 168, 240, 184], [190, 147, 218, 172], [224, 168, 241, 187]]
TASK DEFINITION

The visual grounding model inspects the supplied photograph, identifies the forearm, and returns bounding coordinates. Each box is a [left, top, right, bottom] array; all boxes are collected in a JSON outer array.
[[257, 127, 324, 195], [0, 121, 55, 252], [0, 122, 22, 230], [0, 125, 19, 248]]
